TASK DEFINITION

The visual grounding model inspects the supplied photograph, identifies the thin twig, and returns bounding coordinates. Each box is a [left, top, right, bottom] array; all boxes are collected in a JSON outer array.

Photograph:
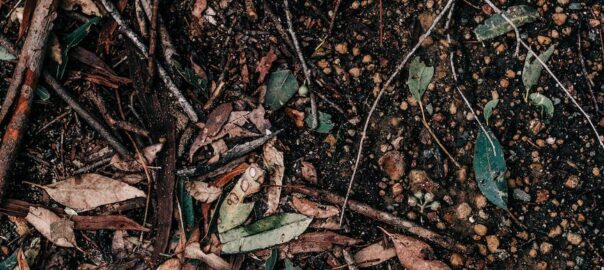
[[146, 0, 159, 76], [577, 25, 599, 113], [484, 0, 604, 150], [341, 0, 456, 226], [418, 101, 461, 168]]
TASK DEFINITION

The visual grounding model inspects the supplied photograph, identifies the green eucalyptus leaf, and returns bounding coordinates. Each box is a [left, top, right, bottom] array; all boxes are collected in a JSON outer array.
[[177, 177, 195, 236], [0, 45, 16, 61], [52, 17, 101, 79], [36, 85, 51, 101], [305, 110, 334, 133], [219, 213, 312, 254], [522, 44, 555, 99], [406, 57, 434, 102], [529, 93, 554, 119], [473, 128, 508, 209], [0, 251, 17, 270], [483, 99, 499, 125], [265, 248, 279, 270], [474, 5, 539, 41], [285, 259, 303, 270], [266, 70, 299, 110]]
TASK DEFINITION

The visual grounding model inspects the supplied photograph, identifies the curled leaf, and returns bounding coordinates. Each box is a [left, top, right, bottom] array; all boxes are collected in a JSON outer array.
[[529, 93, 554, 119], [386, 230, 450, 270], [111, 143, 163, 172], [263, 141, 284, 216], [354, 242, 397, 268], [474, 5, 539, 41]]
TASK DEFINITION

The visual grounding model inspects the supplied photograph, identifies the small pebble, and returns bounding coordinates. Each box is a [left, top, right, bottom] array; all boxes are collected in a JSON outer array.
[[335, 43, 348, 54], [474, 195, 488, 209], [540, 242, 553, 254], [456, 202, 472, 219], [564, 175, 579, 189], [513, 188, 531, 202], [486, 235, 500, 253], [567, 232, 582, 245], [450, 253, 463, 266], [552, 13, 567, 26], [474, 224, 488, 236], [349, 67, 361, 78]]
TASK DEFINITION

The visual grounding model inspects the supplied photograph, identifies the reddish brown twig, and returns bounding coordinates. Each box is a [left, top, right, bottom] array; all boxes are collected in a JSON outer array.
[[0, 0, 58, 199], [83, 89, 150, 137], [146, 0, 159, 76]]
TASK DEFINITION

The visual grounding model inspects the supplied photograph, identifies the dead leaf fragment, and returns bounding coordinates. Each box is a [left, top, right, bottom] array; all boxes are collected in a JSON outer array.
[[285, 108, 305, 129], [192, 0, 207, 19], [378, 151, 405, 180], [111, 143, 163, 172], [157, 258, 182, 270], [184, 242, 231, 270], [39, 173, 146, 211], [185, 181, 222, 203], [291, 196, 339, 218], [218, 164, 265, 232], [60, 0, 102, 16], [353, 242, 397, 268], [26, 207, 76, 248], [17, 248, 30, 270], [206, 103, 233, 136], [281, 231, 362, 257], [263, 141, 284, 215], [300, 161, 318, 184], [387, 231, 450, 270], [256, 48, 278, 83]]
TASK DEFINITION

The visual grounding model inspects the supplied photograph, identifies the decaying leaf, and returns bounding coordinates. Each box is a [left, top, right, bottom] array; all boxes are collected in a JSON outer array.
[[111, 143, 163, 172], [474, 5, 539, 41], [406, 57, 434, 102], [218, 164, 265, 232], [185, 181, 222, 203], [184, 242, 231, 270], [300, 161, 318, 184], [529, 93, 554, 119], [291, 196, 339, 218], [39, 173, 146, 211], [51, 17, 101, 79], [474, 129, 508, 209], [305, 110, 334, 133], [263, 141, 284, 215], [265, 70, 299, 111], [207, 103, 233, 136], [25, 207, 76, 248], [157, 258, 181, 270], [386, 231, 450, 270], [354, 242, 397, 268], [256, 48, 278, 83], [281, 231, 361, 256], [220, 213, 312, 254], [285, 108, 305, 128], [523, 44, 556, 100], [483, 99, 499, 125], [60, 0, 102, 16]]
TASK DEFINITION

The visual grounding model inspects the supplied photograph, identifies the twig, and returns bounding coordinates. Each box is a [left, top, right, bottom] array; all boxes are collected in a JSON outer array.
[[0, 0, 58, 199], [283, 0, 318, 129], [577, 25, 599, 114], [379, 0, 383, 47], [484, 0, 604, 150], [96, 0, 199, 122], [83, 89, 150, 137], [72, 157, 112, 175], [418, 101, 461, 168], [341, 0, 456, 225], [286, 185, 467, 253], [146, 0, 159, 76]]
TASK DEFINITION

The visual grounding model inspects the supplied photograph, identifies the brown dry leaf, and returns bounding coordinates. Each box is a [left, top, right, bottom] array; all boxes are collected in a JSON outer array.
[[111, 143, 163, 172], [208, 139, 229, 164], [300, 161, 318, 184], [206, 103, 233, 136], [285, 108, 305, 129], [60, 0, 102, 16], [310, 218, 341, 230], [192, 0, 207, 19], [353, 242, 397, 268], [248, 106, 270, 133], [378, 151, 405, 180], [17, 248, 30, 270], [386, 230, 450, 270], [185, 181, 222, 203], [39, 173, 146, 211], [7, 216, 30, 236], [184, 242, 231, 270], [291, 196, 339, 218], [25, 207, 76, 248], [119, 174, 145, 185], [256, 48, 277, 83], [157, 258, 182, 270], [263, 141, 284, 215]]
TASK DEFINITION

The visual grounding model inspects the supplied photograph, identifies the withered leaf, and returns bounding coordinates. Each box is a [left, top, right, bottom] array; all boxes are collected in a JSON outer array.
[[353, 242, 397, 268], [157, 258, 182, 270], [26, 207, 76, 248], [300, 161, 317, 184], [111, 143, 163, 172], [185, 181, 222, 203], [256, 48, 278, 83], [263, 141, 284, 216], [206, 103, 233, 136], [387, 231, 450, 270], [291, 196, 339, 218]]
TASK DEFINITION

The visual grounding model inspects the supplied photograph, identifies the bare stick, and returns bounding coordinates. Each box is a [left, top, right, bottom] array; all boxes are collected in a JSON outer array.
[[283, 0, 318, 129], [484, 0, 604, 150], [418, 101, 461, 168], [96, 0, 199, 122], [340, 0, 455, 225]]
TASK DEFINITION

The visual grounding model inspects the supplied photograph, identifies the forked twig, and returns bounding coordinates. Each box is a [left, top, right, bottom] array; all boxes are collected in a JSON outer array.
[[340, 0, 456, 225]]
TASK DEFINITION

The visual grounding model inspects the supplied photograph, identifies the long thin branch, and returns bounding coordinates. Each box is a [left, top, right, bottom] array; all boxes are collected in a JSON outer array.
[[418, 101, 460, 168], [340, 0, 456, 225], [483, 0, 604, 150]]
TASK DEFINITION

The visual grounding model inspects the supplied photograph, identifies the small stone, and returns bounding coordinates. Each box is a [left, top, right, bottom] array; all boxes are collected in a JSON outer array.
[[505, 69, 516, 78], [564, 175, 580, 189], [349, 67, 361, 78], [567, 232, 582, 245], [500, 79, 509, 88], [495, 43, 507, 54], [455, 202, 472, 220], [593, 167, 601, 176], [536, 261, 548, 270], [352, 47, 360, 56], [335, 43, 348, 54], [552, 13, 567, 26], [450, 253, 463, 267], [474, 195, 488, 209], [378, 151, 405, 180], [392, 183, 404, 197], [540, 242, 553, 254], [529, 248, 538, 258], [513, 188, 531, 202], [400, 101, 409, 111], [474, 224, 488, 236], [537, 35, 552, 45], [449, 102, 457, 115], [456, 167, 467, 183], [548, 225, 562, 238], [362, 55, 372, 63], [486, 235, 500, 253]]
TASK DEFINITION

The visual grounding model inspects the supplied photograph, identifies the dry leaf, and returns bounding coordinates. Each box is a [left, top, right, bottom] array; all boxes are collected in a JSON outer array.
[[184, 242, 231, 270], [386, 231, 450, 270], [8, 216, 30, 236], [310, 218, 341, 230], [185, 181, 222, 203], [17, 248, 30, 270], [192, 0, 207, 19], [300, 161, 318, 184], [111, 143, 163, 172], [26, 207, 76, 248], [157, 258, 182, 270], [285, 108, 305, 129], [39, 173, 146, 211], [206, 103, 233, 136], [291, 196, 339, 218], [218, 164, 265, 232], [281, 232, 361, 257], [256, 48, 278, 83], [248, 106, 270, 133], [353, 242, 397, 268], [60, 0, 102, 16], [263, 141, 284, 215]]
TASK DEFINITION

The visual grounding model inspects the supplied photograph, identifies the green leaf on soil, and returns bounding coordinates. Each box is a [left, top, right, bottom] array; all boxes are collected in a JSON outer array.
[[522, 44, 555, 100], [51, 17, 101, 79], [473, 128, 508, 209], [529, 93, 554, 119], [175, 61, 208, 98], [265, 248, 278, 270], [474, 5, 539, 41], [406, 57, 434, 102], [0, 251, 17, 270], [285, 259, 303, 270], [265, 70, 299, 110], [178, 177, 195, 236], [305, 110, 334, 133], [483, 99, 499, 125], [36, 85, 51, 101], [0, 45, 16, 61], [219, 213, 312, 254]]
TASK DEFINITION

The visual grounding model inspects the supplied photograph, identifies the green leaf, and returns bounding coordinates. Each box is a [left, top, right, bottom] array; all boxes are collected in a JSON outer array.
[[406, 57, 434, 102], [0, 251, 17, 270], [474, 5, 539, 41], [473, 128, 508, 209], [285, 259, 302, 270], [36, 85, 51, 101], [529, 93, 554, 119], [265, 248, 279, 270], [219, 213, 312, 254], [522, 44, 555, 99], [483, 99, 499, 125], [52, 17, 101, 79], [178, 177, 195, 236], [175, 61, 208, 98], [265, 70, 299, 110], [305, 110, 334, 133], [0, 45, 16, 61]]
